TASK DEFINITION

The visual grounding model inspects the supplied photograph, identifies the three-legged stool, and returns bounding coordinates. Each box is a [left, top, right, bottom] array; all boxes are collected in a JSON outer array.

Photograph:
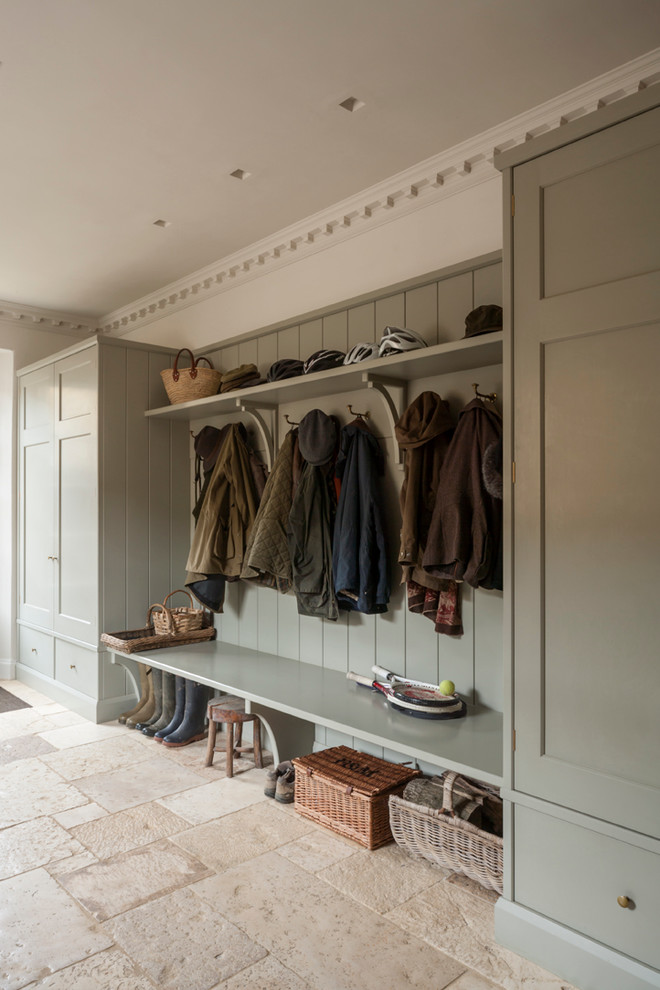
[[205, 696, 263, 777]]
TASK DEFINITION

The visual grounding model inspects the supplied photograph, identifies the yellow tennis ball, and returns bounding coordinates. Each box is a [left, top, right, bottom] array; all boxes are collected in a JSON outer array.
[[439, 679, 455, 696]]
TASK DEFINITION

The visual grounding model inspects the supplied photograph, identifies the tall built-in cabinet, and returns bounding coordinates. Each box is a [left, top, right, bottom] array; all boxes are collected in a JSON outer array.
[[17, 336, 189, 721], [495, 89, 660, 989]]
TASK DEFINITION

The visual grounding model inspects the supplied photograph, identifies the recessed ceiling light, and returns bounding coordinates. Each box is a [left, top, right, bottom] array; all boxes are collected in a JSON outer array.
[[230, 168, 251, 180], [153, 219, 171, 228], [339, 97, 365, 113]]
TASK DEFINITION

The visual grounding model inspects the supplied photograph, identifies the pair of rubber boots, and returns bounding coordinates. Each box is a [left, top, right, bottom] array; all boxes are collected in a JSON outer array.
[[118, 665, 212, 748]]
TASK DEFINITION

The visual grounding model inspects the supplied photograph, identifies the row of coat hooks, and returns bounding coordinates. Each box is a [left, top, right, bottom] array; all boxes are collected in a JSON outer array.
[[284, 405, 370, 426]]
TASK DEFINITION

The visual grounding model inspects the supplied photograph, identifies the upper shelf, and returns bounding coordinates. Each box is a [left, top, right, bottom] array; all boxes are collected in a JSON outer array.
[[145, 332, 503, 421]]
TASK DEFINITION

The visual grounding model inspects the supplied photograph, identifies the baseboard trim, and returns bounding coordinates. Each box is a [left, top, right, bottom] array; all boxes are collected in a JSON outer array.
[[495, 899, 660, 990], [14, 663, 135, 724], [0, 660, 16, 679]]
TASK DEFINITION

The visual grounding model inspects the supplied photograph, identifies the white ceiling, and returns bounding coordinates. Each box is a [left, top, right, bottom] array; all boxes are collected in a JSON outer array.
[[2, 0, 660, 320]]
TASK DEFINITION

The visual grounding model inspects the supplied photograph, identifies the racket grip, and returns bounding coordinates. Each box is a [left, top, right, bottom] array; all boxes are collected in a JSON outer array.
[[346, 672, 374, 688], [371, 665, 394, 681]]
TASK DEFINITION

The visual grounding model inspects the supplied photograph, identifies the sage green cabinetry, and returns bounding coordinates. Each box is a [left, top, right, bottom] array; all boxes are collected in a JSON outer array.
[[495, 88, 660, 989], [16, 336, 189, 721]]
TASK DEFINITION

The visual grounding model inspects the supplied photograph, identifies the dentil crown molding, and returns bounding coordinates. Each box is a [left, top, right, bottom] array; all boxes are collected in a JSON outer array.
[[0, 300, 97, 337]]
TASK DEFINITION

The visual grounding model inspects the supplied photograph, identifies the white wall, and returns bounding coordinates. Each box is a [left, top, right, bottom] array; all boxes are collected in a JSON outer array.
[[123, 175, 502, 351], [1, 322, 88, 673]]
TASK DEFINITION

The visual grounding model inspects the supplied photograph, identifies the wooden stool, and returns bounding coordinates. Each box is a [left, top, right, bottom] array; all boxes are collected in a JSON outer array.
[[205, 696, 263, 777]]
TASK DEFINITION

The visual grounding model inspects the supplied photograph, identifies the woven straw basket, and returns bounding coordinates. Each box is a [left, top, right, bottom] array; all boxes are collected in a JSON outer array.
[[389, 770, 503, 894], [161, 348, 221, 404], [149, 590, 206, 636]]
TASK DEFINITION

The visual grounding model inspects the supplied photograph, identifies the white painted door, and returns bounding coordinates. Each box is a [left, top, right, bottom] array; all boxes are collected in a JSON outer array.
[[18, 365, 55, 629], [52, 350, 99, 644], [512, 105, 660, 838]]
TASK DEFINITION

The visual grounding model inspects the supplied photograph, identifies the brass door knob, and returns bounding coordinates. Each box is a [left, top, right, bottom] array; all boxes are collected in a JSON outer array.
[[617, 895, 631, 909]]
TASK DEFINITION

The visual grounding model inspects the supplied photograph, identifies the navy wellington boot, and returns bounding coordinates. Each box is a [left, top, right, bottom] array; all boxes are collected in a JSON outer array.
[[136, 668, 163, 731], [161, 680, 212, 748], [154, 675, 186, 743], [143, 671, 176, 737]]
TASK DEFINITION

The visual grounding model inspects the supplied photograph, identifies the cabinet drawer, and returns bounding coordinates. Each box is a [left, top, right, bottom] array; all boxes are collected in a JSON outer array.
[[515, 805, 660, 970], [19, 626, 54, 677], [54, 640, 98, 697]]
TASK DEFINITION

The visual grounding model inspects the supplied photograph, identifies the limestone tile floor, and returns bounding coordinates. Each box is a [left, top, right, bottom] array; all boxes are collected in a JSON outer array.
[[0, 680, 578, 990]]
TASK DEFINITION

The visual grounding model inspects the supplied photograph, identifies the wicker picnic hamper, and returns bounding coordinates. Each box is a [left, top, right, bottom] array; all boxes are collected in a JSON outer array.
[[292, 746, 420, 850], [389, 770, 503, 894], [100, 608, 215, 654], [149, 590, 206, 635], [161, 348, 222, 404]]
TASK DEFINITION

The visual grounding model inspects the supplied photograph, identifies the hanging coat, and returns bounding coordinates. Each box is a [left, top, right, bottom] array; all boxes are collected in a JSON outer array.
[[186, 422, 262, 582], [241, 429, 298, 592], [287, 461, 338, 620], [423, 397, 503, 589], [332, 419, 389, 614]]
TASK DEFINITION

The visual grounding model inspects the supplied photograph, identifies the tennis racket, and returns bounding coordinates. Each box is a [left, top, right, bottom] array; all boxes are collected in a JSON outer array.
[[346, 672, 466, 720], [371, 665, 445, 692]]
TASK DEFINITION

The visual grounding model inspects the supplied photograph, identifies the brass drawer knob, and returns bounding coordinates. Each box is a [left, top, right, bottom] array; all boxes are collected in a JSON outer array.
[[617, 895, 631, 909], [69, 664, 76, 670]]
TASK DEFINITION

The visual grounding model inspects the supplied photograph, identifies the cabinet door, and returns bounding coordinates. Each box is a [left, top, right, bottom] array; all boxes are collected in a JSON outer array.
[[512, 106, 660, 836], [52, 350, 99, 644], [18, 366, 55, 628]]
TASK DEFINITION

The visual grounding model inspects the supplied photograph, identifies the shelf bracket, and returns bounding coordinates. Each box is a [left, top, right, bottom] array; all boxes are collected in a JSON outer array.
[[362, 372, 406, 469], [234, 399, 275, 470]]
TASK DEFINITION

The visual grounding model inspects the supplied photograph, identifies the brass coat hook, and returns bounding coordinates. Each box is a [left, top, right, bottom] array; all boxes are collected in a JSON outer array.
[[284, 414, 300, 425], [347, 404, 370, 420], [472, 383, 497, 403]]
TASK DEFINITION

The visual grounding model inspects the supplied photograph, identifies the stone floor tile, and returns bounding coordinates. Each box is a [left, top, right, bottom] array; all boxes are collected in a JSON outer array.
[[19, 947, 157, 990], [71, 801, 189, 859], [73, 757, 205, 812], [54, 802, 108, 829], [0, 733, 57, 765], [46, 851, 99, 877], [445, 973, 504, 990], [445, 870, 501, 904], [276, 826, 363, 873], [318, 841, 445, 914], [192, 851, 465, 990], [0, 757, 88, 828], [37, 721, 126, 750], [0, 707, 55, 741], [0, 680, 55, 707], [40, 735, 152, 780], [105, 885, 267, 990], [157, 769, 266, 824], [57, 837, 212, 921], [41, 710, 90, 729], [171, 800, 313, 871], [0, 867, 113, 990], [0, 816, 87, 880], [219, 954, 313, 990], [386, 881, 574, 990]]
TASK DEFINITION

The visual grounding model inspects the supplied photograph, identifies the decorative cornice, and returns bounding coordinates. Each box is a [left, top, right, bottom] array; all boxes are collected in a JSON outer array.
[[90, 48, 656, 336], [0, 300, 97, 336]]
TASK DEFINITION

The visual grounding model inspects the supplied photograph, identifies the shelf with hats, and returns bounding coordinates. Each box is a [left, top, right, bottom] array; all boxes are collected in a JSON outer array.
[[145, 330, 503, 424]]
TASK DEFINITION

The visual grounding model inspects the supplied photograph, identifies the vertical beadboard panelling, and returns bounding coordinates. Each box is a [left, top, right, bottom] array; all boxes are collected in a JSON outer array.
[[322, 612, 348, 672], [147, 354, 174, 608], [437, 584, 475, 703], [238, 338, 258, 368], [101, 345, 127, 633], [221, 580, 241, 645], [299, 612, 323, 667], [473, 261, 503, 307], [347, 612, 376, 677], [221, 343, 240, 372], [237, 582, 259, 650], [257, 583, 279, 655], [149, 351, 171, 410], [405, 283, 438, 346], [277, 591, 300, 659], [322, 311, 347, 352], [375, 293, 405, 334], [125, 351, 150, 629], [300, 319, 322, 358], [437, 271, 473, 343], [347, 303, 375, 349], [474, 588, 503, 710], [257, 333, 278, 379], [169, 421, 190, 590], [278, 325, 300, 361]]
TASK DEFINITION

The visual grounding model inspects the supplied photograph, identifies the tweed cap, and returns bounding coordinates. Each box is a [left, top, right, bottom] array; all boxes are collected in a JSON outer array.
[[298, 409, 338, 466], [464, 305, 503, 338]]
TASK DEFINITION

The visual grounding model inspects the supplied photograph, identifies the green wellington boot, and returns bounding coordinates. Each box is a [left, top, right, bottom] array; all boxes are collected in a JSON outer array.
[[126, 668, 155, 728], [143, 671, 176, 738], [118, 662, 150, 724], [136, 668, 163, 731]]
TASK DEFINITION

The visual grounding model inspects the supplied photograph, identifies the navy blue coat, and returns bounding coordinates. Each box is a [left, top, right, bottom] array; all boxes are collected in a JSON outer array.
[[332, 420, 389, 614]]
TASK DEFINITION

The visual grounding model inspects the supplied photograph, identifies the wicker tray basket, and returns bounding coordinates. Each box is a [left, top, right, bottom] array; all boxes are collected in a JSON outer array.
[[101, 610, 216, 654], [292, 746, 420, 850], [389, 770, 503, 894], [161, 348, 222, 405], [149, 590, 206, 635]]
